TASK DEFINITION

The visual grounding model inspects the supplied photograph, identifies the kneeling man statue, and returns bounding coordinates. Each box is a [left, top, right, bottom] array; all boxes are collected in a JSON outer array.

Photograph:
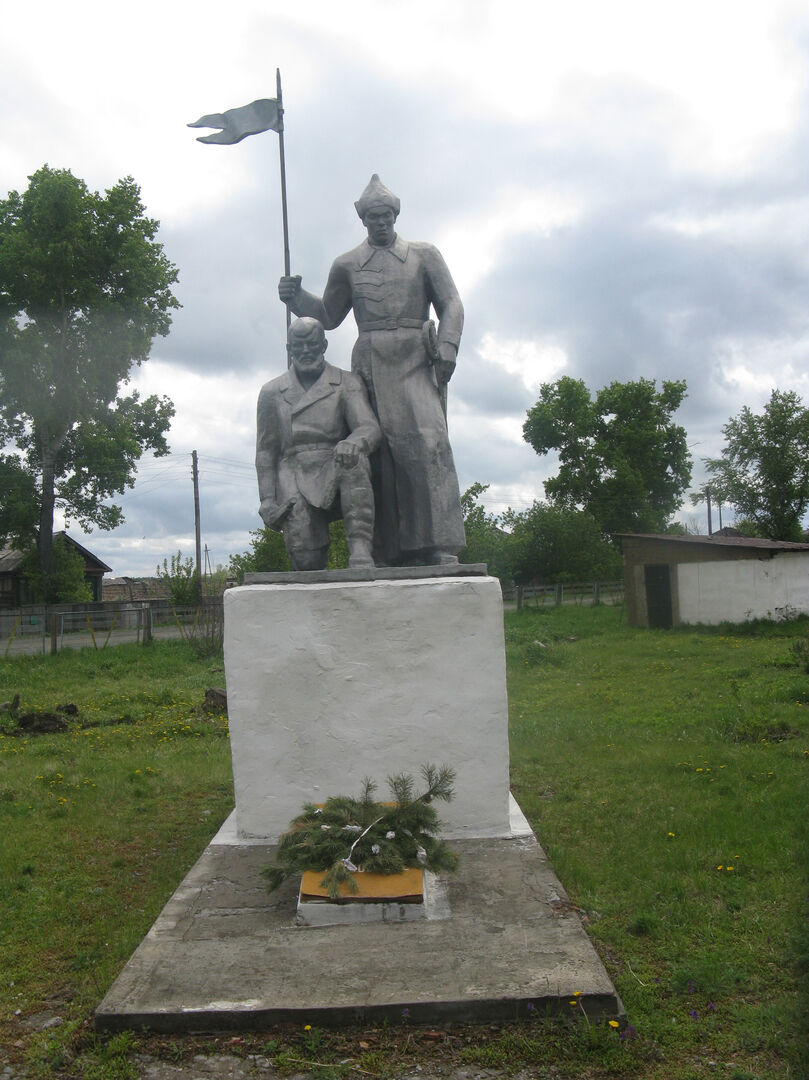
[[256, 317, 381, 570]]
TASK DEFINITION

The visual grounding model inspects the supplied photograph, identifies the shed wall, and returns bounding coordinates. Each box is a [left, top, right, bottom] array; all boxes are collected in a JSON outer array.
[[677, 552, 809, 625]]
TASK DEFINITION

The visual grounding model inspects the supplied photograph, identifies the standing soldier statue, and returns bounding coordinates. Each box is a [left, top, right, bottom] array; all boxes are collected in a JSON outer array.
[[278, 175, 466, 566]]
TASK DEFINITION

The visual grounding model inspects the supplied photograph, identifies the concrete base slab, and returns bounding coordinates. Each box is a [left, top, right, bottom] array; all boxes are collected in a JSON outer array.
[[95, 811, 622, 1032]]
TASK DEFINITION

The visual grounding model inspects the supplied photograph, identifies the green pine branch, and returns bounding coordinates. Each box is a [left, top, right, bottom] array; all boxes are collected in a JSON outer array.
[[261, 764, 458, 900]]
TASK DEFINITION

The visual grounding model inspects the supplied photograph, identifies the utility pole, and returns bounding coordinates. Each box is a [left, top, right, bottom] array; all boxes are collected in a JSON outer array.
[[192, 450, 202, 604], [705, 485, 713, 536]]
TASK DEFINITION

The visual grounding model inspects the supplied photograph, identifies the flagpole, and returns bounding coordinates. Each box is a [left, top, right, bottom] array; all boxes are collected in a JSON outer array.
[[276, 68, 292, 343]]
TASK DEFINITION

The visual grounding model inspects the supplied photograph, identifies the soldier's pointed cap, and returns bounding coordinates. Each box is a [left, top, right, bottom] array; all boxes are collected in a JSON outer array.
[[354, 174, 400, 218]]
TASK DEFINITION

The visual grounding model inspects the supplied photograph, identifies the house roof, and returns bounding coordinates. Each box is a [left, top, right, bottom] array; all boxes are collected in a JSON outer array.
[[0, 548, 27, 574], [60, 532, 112, 573], [616, 533, 809, 552], [0, 533, 112, 575]]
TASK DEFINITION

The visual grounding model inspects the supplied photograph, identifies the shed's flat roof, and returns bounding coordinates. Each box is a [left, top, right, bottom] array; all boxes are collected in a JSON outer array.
[[616, 533, 809, 552]]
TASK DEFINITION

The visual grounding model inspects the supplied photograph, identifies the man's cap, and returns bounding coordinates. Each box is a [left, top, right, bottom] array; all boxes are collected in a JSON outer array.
[[355, 174, 400, 218]]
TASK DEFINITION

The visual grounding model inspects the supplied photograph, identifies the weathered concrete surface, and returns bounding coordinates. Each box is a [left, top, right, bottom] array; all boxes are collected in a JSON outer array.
[[95, 823, 622, 1033], [223, 577, 511, 842]]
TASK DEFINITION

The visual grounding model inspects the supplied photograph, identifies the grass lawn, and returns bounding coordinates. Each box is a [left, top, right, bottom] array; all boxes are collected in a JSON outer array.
[[1, 608, 807, 1079]]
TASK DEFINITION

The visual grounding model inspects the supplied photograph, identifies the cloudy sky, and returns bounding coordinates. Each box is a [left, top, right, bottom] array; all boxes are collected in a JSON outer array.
[[3, 0, 809, 576]]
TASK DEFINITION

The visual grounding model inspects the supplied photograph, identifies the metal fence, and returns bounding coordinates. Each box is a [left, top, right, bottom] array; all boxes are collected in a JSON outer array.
[[0, 598, 224, 657], [501, 580, 624, 610], [0, 581, 624, 656]]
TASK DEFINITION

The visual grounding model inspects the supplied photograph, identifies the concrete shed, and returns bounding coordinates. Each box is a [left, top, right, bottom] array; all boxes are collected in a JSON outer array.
[[618, 533, 809, 628]]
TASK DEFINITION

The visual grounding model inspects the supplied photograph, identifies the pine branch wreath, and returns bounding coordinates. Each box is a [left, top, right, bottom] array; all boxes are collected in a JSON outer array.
[[262, 764, 458, 900]]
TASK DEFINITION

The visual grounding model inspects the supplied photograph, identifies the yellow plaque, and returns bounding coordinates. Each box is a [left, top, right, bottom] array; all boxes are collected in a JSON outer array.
[[300, 867, 424, 904]]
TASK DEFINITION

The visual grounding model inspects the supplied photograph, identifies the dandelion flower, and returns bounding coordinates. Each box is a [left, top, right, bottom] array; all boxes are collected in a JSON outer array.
[[609, 1020, 620, 1028]]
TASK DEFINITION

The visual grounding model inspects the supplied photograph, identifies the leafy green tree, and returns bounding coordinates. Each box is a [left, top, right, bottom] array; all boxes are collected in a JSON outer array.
[[501, 502, 623, 585], [156, 552, 199, 606], [22, 534, 92, 603], [457, 483, 509, 577], [700, 389, 809, 541], [456, 484, 620, 584], [229, 521, 350, 582], [0, 166, 179, 599], [523, 376, 691, 535], [229, 528, 292, 583], [0, 456, 39, 545]]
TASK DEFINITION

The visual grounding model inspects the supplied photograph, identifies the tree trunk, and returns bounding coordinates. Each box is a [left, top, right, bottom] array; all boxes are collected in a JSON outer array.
[[37, 446, 58, 600]]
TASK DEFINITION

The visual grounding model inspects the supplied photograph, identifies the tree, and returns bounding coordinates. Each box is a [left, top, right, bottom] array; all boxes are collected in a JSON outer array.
[[0, 456, 39, 544], [523, 376, 691, 535], [0, 166, 179, 598], [229, 521, 351, 583], [701, 389, 809, 541], [229, 529, 292, 583], [22, 534, 93, 603], [456, 483, 620, 584], [457, 483, 510, 577], [156, 551, 199, 606], [500, 502, 623, 585]]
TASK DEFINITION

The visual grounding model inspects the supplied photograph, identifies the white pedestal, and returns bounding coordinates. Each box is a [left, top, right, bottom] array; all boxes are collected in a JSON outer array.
[[223, 576, 511, 842]]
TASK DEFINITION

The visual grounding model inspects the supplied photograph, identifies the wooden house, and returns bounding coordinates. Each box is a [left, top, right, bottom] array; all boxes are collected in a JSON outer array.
[[0, 533, 111, 607]]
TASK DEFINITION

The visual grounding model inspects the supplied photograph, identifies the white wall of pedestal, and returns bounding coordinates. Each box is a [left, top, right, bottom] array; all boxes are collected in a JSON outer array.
[[677, 552, 809, 625], [223, 577, 511, 841]]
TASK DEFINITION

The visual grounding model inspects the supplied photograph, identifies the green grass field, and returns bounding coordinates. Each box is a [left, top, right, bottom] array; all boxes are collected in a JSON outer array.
[[1, 608, 807, 1079]]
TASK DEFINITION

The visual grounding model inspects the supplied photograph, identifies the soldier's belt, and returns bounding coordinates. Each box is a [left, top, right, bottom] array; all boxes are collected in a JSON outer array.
[[356, 317, 425, 331]]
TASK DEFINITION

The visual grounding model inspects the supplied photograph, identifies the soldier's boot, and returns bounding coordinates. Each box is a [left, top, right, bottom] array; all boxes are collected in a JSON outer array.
[[339, 460, 376, 568]]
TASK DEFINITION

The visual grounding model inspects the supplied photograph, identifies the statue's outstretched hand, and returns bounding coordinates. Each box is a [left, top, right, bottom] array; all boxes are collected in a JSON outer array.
[[278, 275, 302, 302]]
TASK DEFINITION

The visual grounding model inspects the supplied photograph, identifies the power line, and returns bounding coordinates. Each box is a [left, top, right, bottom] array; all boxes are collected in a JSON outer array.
[[204, 455, 254, 470]]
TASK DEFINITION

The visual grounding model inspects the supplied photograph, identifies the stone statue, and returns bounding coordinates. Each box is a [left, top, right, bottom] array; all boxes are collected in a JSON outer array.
[[256, 317, 381, 570], [278, 175, 466, 566]]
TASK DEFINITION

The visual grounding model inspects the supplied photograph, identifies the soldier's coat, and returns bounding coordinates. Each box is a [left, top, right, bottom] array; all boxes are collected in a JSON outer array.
[[292, 236, 466, 560], [256, 361, 380, 515]]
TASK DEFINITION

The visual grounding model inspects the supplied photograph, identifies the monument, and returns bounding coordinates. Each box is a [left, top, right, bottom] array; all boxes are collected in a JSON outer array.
[[95, 107, 622, 1025], [230, 174, 512, 842]]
